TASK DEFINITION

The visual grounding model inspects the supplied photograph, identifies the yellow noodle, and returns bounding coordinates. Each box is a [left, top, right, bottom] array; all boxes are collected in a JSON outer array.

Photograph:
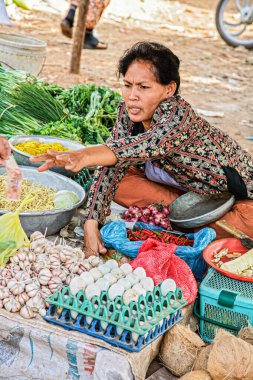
[[0, 175, 56, 212], [14, 141, 69, 156]]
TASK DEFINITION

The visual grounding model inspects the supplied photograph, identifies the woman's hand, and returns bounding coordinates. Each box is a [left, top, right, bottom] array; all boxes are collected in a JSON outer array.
[[30, 145, 117, 172], [0, 137, 11, 164], [30, 149, 87, 172], [83, 220, 107, 258]]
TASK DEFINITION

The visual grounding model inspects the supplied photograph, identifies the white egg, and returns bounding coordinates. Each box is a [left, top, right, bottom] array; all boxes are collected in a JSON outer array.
[[160, 279, 177, 296], [133, 267, 146, 280], [131, 332, 139, 343], [96, 278, 110, 291], [108, 284, 124, 301], [86, 316, 93, 326], [111, 268, 124, 280], [85, 283, 101, 301], [126, 273, 139, 286], [69, 276, 86, 296], [80, 271, 94, 286], [70, 310, 78, 320], [101, 321, 108, 331], [140, 277, 154, 292], [104, 273, 117, 285], [116, 326, 124, 337], [123, 289, 139, 306], [89, 268, 103, 281], [106, 259, 118, 270], [117, 278, 132, 291], [132, 283, 146, 296], [98, 264, 111, 275], [120, 263, 133, 275]]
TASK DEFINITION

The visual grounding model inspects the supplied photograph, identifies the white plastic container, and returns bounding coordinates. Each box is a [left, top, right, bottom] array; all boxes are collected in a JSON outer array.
[[0, 32, 47, 75]]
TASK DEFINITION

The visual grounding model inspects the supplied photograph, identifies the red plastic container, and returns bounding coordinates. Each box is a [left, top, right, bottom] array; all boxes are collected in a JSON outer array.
[[203, 238, 253, 282]]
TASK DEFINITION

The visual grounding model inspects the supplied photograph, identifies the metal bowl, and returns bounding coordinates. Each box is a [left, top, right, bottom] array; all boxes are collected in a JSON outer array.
[[0, 166, 86, 236], [9, 135, 85, 177], [168, 191, 235, 229]]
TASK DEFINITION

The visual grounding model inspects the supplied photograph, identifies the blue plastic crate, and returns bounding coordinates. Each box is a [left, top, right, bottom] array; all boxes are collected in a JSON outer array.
[[196, 268, 253, 343], [44, 307, 183, 352]]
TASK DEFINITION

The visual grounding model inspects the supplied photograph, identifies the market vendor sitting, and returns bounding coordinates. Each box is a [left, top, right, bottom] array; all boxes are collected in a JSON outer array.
[[31, 41, 253, 257]]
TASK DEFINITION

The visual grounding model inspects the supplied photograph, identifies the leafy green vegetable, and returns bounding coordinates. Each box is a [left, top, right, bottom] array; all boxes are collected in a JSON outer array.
[[54, 190, 80, 209]]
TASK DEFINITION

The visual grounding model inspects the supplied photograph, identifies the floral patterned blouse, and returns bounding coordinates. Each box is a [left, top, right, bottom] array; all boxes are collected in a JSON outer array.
[[83, 95, 253, 224]]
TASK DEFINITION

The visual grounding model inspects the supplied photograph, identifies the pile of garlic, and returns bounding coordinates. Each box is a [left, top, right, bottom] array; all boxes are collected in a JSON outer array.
[[70, 260, 177, 306], [0, 231, 102, 319]]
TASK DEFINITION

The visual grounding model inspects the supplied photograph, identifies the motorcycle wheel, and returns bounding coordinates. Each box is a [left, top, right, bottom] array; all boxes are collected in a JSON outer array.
[[216, 0, 253, 49]]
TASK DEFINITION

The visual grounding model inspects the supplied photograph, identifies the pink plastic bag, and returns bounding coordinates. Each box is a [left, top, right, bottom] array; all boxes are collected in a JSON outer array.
[[131, 238, 198, 304], [5, 156, 22, 201]]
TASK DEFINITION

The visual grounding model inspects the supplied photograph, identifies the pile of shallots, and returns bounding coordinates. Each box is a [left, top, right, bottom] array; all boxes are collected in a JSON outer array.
[[0, 231, 102, 319], [122, 204, 171, 229]]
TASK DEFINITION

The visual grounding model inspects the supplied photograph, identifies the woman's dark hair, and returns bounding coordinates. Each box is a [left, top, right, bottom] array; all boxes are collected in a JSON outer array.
[[118, 42, 180, 94]]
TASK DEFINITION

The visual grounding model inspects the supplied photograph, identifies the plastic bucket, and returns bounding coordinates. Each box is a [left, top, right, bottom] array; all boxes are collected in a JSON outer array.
[[0, 32, 47, 75]]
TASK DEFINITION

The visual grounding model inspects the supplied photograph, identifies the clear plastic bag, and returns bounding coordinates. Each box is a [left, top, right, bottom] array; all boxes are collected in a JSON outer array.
[[5, 155, 22, 200]]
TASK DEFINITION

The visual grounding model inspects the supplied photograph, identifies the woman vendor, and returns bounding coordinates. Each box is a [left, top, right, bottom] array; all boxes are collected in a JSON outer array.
[[31, 42, 253, 256]]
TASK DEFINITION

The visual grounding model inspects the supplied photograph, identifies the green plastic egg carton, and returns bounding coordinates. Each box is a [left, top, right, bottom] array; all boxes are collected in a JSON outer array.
[[44, 285, 186, 351]]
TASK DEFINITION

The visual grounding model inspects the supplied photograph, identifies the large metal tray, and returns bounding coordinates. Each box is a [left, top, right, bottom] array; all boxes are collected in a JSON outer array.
[[0, 166, 86, 236], [9, 135, 85, 177], [168, 191, 235, 228]]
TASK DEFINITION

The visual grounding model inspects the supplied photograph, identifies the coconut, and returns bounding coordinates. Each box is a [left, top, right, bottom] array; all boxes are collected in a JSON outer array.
[[238, 326, 253, 346], [178, 370, 212, 380], [207, 330, 253, 380], [194, 345, 212, 372], [160, 324, 205, 377]]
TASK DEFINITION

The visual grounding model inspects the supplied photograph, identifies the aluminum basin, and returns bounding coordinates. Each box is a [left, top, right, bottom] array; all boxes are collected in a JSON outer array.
[[168, 191, 235, 229], [0, 166, 86, 236], [9, 135, 85, 177]]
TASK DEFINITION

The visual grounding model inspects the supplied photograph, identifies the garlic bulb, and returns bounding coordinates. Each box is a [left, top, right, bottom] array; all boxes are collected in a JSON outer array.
[[0, 286, 10, 300], [108, 284, 124, 301], [85, 284, 101, 301], [89, 256, 101, 267], [140, 277, 154, 292], [26, 282, 40, 298], [80, 272, 94, 286], [69, 276, 86, 296], [96, 278, 110, 291], [3, 297, 21, 313], [48, 277, 63, 292], [38, 268, 52, 286], [7, 279, 25, 296], [20, 305, 35, 319], [160, 279, 176, 296], [117, 278, 131, 291], [123, 289, 139, 306], [30, 231, 44, 242], [120, 263, 132, 275], [133, 267, 146, 280]]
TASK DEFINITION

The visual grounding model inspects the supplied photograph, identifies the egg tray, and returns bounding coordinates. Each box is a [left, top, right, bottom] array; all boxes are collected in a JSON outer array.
[[44, 285, 186, 352]]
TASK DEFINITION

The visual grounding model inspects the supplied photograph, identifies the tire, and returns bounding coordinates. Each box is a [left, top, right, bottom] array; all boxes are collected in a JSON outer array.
[[215, 0, 253, 49]]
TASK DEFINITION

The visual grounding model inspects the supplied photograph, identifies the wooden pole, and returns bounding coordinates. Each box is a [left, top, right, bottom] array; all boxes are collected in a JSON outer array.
[[70, 0, 90, 74]]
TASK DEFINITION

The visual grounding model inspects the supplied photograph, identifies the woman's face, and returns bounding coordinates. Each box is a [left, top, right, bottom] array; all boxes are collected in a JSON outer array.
[[122, 60, 175, 130]]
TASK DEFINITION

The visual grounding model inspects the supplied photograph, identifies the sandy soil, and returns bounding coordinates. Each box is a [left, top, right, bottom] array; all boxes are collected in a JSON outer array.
[[1, 0, 253, 152]]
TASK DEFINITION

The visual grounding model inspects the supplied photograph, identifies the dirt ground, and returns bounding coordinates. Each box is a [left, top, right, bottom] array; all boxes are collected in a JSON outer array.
[[2, 0, 253, 152]]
